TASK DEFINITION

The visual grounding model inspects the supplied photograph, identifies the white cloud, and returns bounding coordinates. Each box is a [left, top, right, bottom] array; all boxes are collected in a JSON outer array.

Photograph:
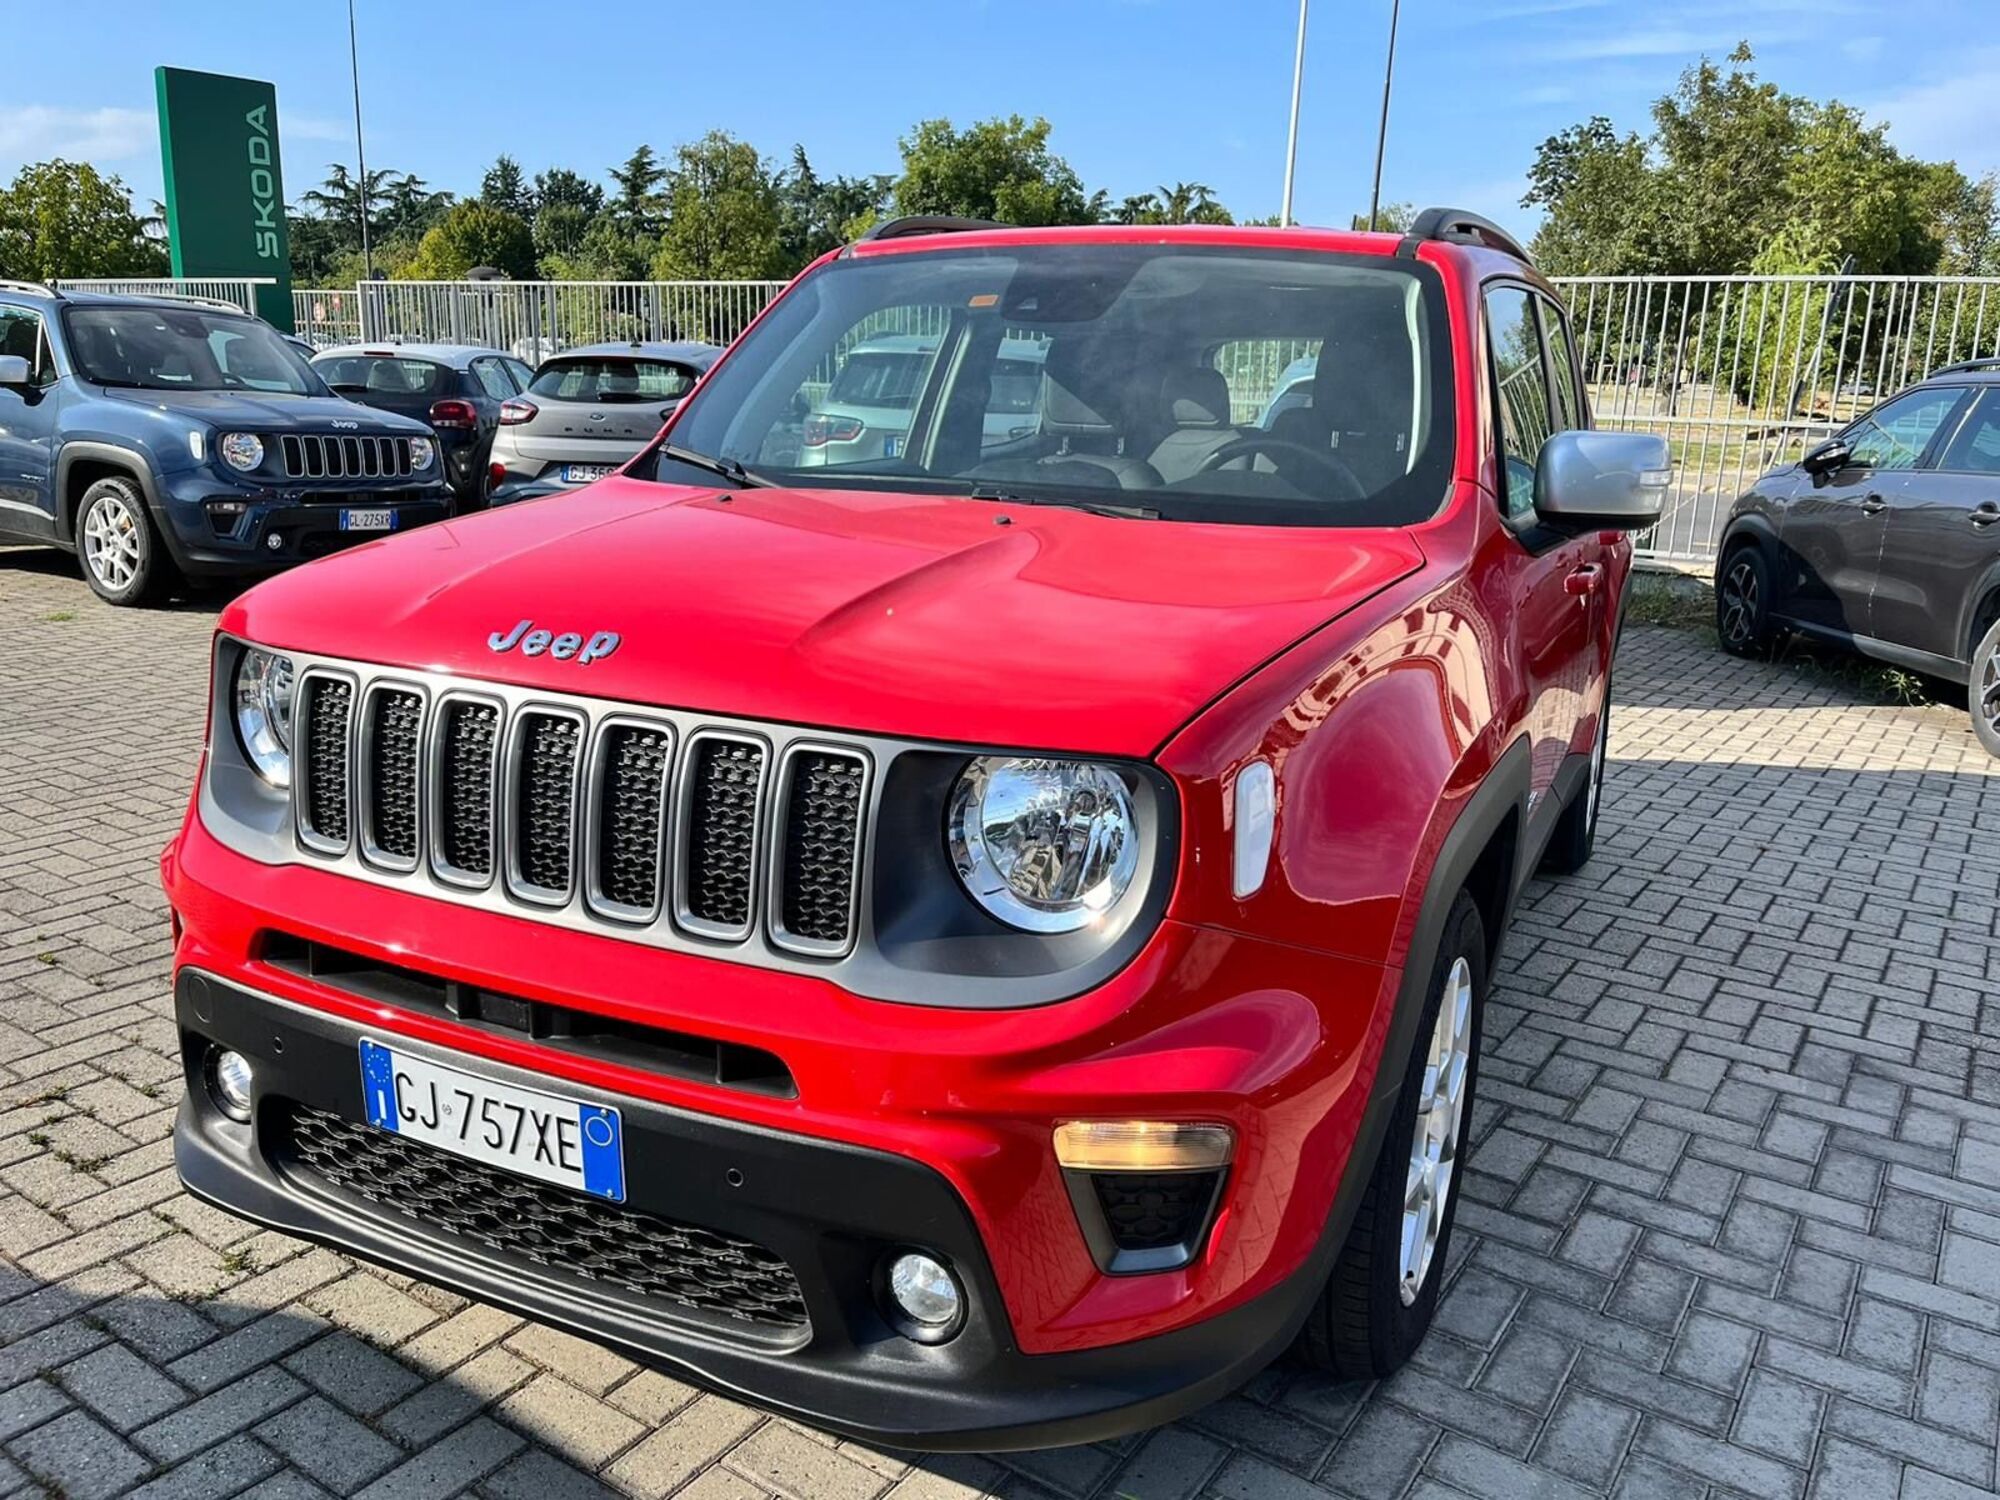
[[1863, 49, 2000, 175], [0, 105, 154, 168]]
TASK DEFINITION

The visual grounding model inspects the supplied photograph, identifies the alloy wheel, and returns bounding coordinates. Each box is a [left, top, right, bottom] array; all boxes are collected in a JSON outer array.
[[1585, 704, 1608, 831], [1981, 649, 2000, 738], [1400, 955, 1473, 1306], [1719, 560, 1758, 646], [83, 493, 144, 592]]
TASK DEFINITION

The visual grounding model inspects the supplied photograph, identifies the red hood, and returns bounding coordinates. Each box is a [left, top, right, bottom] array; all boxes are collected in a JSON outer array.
[[223, 480, 1424, 756]]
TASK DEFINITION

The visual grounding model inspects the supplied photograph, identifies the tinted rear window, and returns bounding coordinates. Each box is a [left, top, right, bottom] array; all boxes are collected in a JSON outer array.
[[316, 356, 448, 396], [528, 358, 698, 402]]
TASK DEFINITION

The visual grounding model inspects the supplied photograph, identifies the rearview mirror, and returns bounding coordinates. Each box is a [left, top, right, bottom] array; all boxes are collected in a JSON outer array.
[[1533, 430, 1670, 531], [1800, 437, 1851, 476], [0, 355, 29, 387]]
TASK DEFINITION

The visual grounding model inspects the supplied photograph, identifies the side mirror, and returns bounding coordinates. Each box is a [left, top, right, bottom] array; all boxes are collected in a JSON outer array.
[[0, 355, 30, 388], [1800, 437, 1851, 476], [1533, 430, 1669, 532]]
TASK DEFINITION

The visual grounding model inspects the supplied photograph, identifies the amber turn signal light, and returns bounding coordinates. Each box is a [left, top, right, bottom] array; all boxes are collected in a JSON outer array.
[[1052, 1121, 1235, 1173]]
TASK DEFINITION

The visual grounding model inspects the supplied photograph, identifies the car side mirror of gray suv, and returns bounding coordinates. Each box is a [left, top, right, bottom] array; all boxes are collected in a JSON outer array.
[[1800, 437, 1851, 476], [1532, 430, 1670, 531], [0, 355, 30, 387]]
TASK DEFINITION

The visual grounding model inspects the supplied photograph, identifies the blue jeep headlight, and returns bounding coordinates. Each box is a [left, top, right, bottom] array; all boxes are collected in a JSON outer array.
[[407, 436, 435, 469], [219, 432, 264, 472]]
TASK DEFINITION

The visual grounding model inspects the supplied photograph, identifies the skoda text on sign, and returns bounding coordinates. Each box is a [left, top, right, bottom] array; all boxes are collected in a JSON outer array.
[[154, 67, 294, 331]]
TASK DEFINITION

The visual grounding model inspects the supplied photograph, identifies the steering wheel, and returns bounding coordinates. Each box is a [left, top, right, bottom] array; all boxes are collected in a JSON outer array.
[[1197, 435, 1368, 502]]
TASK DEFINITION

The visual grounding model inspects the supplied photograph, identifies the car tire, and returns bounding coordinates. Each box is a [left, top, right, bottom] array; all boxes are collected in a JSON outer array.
[[75, 477, 172, 607], [1299, 890, 1485, 1379], [1716, 544, 1778, 656], [1541, 689, 1609, 875], [1970, 618, 2000, 759]]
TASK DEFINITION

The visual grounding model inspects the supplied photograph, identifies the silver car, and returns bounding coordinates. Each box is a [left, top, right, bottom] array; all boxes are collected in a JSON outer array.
[[799, 335, 1045, 468], [488, 340, 721, 504]]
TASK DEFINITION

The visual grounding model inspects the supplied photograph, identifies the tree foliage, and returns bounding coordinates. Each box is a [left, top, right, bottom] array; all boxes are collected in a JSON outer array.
[[402, 200, 535, 280], [893, 115, 1092, 226], [0, 160, 166, 280], [650, 132, 789, 281]]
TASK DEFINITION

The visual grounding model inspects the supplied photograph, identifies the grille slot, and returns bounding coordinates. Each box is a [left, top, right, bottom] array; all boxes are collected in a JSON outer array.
[[279, 1104, 809, 1333], [678, 736, 766, 937], [280, 433, 414, 481], [297, 676, 354, 851], [433, 699, 501, 882], [772, 748, 867, 953], [361, 687, 424, 868], [510, 711, 583, 901], [589, 721, 673, 919]]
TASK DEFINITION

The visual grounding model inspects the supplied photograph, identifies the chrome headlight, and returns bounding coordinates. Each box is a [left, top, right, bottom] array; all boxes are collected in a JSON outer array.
[[407, 435, 436, 469], [233, 648, 296, 788], [948, 757, 1140, 932], [218, 432, 264, 472]]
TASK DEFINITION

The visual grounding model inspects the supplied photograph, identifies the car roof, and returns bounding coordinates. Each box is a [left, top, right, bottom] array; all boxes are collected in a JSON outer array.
[[0, 287, 267, 321], [311, 342, 510, 368], [548, 340, 722, 366]]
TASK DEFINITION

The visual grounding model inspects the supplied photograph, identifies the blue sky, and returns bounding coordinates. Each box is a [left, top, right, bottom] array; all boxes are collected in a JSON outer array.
[[3, 0, 1997, 236]]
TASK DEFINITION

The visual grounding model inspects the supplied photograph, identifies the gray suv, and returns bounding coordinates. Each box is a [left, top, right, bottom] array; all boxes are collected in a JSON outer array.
[[1715, 361, 2000, 754]]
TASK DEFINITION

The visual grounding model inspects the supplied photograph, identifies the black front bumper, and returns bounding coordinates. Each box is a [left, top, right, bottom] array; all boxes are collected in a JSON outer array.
[[172, 970, 1312, 1450], [154, 485, 453, 577]]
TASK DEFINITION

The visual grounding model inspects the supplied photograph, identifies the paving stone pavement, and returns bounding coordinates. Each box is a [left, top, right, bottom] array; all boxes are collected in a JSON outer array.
[[4, 545, 2000, 1500]]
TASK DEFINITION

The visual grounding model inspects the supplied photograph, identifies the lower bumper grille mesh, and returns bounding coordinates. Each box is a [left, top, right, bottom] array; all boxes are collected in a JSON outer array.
[[280, 1104, 809, 1330]]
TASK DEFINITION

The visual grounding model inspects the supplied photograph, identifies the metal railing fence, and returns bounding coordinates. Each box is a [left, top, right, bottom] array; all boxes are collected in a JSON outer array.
[[349, 279, 786, 358], [55, 276, 274, 313]]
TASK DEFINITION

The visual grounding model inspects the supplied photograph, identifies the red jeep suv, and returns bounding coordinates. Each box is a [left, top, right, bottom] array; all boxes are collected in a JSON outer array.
[[164, 211, 1667, 1449]]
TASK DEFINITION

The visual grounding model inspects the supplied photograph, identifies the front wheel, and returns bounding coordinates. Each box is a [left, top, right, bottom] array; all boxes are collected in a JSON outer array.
[[1716, 545, 1778, 656], [1299, 891, 1485, 1378], [1541, 692, 1608, 875], [1970, 618, 2000, 759], [75, 477, 172, 606]]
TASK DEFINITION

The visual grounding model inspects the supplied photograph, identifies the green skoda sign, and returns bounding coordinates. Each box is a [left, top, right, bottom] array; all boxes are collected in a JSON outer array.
[[154, 67, 294, 330]]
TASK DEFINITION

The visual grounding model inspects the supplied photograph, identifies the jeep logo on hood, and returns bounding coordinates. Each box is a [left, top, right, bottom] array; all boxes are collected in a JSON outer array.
[[489, 619, 621, 665]]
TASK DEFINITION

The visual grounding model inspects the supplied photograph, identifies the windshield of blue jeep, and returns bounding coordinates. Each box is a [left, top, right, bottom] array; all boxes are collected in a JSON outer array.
[[654, 244, 1454, 526], [64, 306, 322, 395]]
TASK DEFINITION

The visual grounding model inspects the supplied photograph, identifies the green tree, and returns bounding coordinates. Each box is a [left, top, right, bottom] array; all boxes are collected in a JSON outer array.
[[1155, 181, 1232, 225], [1521, 117, 1653, 274], [378, 173, 452, 240], [540, 215, 652, 281], [650, 131, 788, 281], [892, 115, 1091, 226], [777, 145, 891, 266], [0, 160, 166, 279], [402, 200, 535, 279], [532, 168, 604, 219], [1349, 202, 1415, 233], [609, 145, 666, 236], [478, 155, 532, 219]]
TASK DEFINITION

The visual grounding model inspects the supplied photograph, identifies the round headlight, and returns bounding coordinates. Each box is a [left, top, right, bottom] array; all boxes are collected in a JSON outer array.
[[407, 436, 435, 469], [233, 648, 295, 788], [948, 757, 1140, 933], [218, 432, 264, 472]]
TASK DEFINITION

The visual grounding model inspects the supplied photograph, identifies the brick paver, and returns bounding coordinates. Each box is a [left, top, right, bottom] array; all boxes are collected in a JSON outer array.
[[4, 545, 1999, 1498]]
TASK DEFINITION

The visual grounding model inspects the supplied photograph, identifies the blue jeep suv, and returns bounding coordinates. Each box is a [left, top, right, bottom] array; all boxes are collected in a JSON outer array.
[[0, 283, 450, 605]]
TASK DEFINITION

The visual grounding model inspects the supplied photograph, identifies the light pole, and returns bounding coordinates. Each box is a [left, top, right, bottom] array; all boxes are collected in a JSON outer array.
[[1368, 0, 1402, 231], [348, 0, 373, 278], [1280, 0, 1308, 226]]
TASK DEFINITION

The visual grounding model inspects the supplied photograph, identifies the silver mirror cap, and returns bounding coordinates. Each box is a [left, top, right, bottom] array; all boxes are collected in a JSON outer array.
[[0, 355, 29, 387], [1533, 429, 1670, 531]]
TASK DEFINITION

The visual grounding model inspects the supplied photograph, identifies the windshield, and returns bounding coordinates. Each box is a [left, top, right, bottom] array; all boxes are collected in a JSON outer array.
[[529, 357, 700, 403], [654, 243, 1454, 527], [63, 306, 324, 395]]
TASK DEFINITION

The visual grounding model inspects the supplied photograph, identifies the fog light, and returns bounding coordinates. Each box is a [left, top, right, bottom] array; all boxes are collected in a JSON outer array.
[[265, 532, 284, 552], [209, 1049, 253, 1122], [885, 1251, 962, 1335]]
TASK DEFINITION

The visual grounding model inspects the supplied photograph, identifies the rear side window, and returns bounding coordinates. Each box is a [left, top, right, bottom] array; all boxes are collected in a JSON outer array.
[[317, 356, 447, 396], [529, 358, 698, 402], [826, 349, 932, 410], [0, 305, 56, 386], [1938, 388, 2000, 473], [469, 358, 515, 400], [1486, 286, 1555, 519], [1846, 387, 1965, 471]]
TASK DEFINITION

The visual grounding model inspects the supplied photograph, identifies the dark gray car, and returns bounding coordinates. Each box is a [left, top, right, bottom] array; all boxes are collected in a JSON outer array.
[[488, 340, 721, 505], [1714, 361, 2000, 754]]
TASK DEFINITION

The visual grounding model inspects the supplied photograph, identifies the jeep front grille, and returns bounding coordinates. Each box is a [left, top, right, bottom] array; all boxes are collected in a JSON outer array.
[[289, 667, 870, 956], [280, 433, 418, 481]]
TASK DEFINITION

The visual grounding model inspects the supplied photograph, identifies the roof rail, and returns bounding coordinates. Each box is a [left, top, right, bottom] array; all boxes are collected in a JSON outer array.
[[148, 293, 256, 314], [856, 215, 1010, 244], [1928, 357, 2000, 378], [1396, 207, 1533, 266], [0, 278, 60, 299]]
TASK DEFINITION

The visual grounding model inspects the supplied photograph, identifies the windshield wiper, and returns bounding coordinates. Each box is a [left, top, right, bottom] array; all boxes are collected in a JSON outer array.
[[967, 485, 1159, 520], [657, 443, 776, 489]]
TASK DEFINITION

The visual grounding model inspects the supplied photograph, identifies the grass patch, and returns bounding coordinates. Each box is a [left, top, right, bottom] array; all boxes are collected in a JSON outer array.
[[1626, 570, 1715, 633], [40, 610, 74, 623]]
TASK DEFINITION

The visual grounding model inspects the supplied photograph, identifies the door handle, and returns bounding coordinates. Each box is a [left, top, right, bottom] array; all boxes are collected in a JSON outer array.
[[1859, 493, 1888, 515], [1972, 503, 2000, 527], [1564, 564, 1603, 597]]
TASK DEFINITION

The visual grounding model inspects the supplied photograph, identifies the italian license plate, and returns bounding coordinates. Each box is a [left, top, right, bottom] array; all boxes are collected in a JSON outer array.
[[561, 464, 616, 484], [357, 1039, 625, 1202], [339, 508, 394, 532]]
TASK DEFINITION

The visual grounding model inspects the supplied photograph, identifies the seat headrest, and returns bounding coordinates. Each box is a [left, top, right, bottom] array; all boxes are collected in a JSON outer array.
[[1159, 367, 1231, 428], [1041, 338, 1121, 437]]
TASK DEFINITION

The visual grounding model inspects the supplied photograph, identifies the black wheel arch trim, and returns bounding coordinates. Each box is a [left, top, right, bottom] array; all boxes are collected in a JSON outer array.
[[54, 442, 180, 558], [1957, 560, 2000, 664]]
